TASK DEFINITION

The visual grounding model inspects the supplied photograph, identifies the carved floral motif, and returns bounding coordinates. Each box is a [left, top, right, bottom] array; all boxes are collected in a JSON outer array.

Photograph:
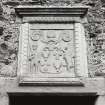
[[31, 30, 42, 41]]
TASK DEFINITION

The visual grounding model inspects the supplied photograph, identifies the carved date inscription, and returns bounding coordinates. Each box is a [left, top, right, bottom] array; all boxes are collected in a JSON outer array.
[[28, 29, 75, 77]]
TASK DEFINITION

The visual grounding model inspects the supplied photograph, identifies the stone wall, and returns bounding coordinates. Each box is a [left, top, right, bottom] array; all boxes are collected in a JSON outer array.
[[0, 0, 105, 77]]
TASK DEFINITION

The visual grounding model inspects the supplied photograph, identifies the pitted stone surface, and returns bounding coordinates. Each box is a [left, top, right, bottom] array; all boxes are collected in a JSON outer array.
[[0, 0, 105, 77], [0, 1, 104, 105]]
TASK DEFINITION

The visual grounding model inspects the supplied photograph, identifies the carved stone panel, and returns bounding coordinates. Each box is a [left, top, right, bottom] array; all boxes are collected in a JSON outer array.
[[28, 27, 75, 78], [18, 22, 88, 85], [16, 6, 89, 85]]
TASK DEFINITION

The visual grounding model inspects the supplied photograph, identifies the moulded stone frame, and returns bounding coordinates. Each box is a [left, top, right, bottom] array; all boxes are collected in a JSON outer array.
[[16, 6, 89, 86]]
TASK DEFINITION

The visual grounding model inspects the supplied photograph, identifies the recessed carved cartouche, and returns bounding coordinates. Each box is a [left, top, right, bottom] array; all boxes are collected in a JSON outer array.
[[28, 29, 75, 77]]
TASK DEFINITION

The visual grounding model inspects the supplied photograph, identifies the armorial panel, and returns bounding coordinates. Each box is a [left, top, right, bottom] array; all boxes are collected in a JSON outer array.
[[15, 6, 89, 86]]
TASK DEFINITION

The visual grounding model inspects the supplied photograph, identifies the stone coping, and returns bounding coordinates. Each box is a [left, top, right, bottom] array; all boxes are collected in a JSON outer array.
[[16, 5, 89, 8], [15, 5, 89, 16]]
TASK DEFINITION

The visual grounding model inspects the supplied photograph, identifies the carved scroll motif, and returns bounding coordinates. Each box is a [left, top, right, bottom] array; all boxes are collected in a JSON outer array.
[[28, 29, 75, 77]]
